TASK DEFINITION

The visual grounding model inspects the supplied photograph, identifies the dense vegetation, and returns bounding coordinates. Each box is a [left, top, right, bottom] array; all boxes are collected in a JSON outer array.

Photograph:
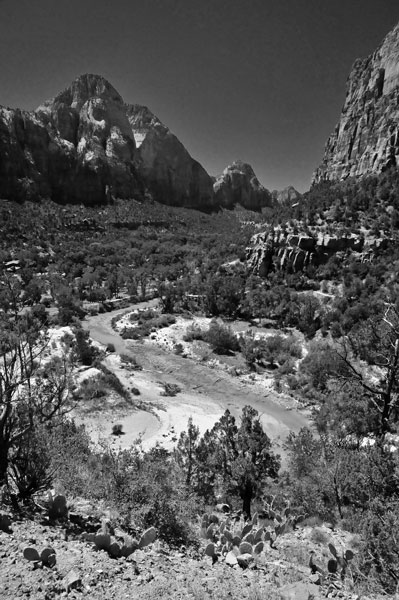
[[2, 169, 399, 594]]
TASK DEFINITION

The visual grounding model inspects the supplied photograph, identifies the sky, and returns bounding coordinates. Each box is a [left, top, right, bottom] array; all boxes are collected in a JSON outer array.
[[0, 0, 398, 193]]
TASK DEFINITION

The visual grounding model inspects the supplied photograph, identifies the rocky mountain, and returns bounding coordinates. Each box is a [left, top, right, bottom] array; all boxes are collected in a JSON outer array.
[[126, 104, 215, 209], [313, 22, 399, 183], [0, 74, 214, 208], [271, 185, 302, 205], [213, 161, 272, 210]]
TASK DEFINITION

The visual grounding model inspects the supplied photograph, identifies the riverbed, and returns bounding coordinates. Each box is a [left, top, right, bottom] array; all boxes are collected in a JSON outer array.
[[81, 301, 311, 455]]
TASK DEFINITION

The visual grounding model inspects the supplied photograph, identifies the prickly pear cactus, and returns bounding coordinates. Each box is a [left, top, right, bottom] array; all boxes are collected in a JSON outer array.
[[23, 547, 41, 562], [41, 547, 56, 567], [0, 513, 11, 532], [94, 533, 111, 551], [327, 543, 354, 580], [48, 494, 68, 520], [138, 527, 157, 549], [23, 546, 57, 568]]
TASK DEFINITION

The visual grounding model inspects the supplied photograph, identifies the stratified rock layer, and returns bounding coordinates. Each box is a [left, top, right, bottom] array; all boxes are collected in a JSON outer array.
[[213, 161, 272, 211], [247, 229, 390, 277], [313, 22, 399, 183]]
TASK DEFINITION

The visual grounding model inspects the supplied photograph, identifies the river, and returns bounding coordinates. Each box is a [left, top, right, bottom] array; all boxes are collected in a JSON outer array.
[[82, 301, 311, 455]]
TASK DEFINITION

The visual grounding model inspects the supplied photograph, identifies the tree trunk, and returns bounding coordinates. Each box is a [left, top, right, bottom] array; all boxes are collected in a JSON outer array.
[[242, 487, 253, 520], [0, 439, 9, 486]]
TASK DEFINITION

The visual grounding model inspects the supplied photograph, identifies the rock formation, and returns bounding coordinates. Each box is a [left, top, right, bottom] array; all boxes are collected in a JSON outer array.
[[0, 75, 144, 204], [213, 161, 272, 211], [313, 21, 399, 183], [0, 74, 214, 208], [126, 104, 215, 209], [247, 228, 390, 277], [271, 186, 302, 205]]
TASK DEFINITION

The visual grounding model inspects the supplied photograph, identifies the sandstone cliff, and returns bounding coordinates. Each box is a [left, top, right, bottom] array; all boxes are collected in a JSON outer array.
[[0, 74, 214, 208], [247, 228, 390, 277], [0, 75, 144, 204], [127, 104, 215, 209], [313, 22, 399, 183], [213, 161, 272, 211], [271, 186, 302, 205]]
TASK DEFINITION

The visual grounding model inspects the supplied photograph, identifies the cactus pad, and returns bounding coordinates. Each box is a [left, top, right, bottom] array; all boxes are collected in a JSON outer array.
[[139, 526, 157, 548], [239, 541, 253, 554], [205, 542, 216, 557], [23, 547, 41, 562]]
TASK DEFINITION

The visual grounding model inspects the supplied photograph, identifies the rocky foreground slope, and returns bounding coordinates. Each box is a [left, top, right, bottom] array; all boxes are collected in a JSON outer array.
[[0, 74, 273, 211], [314, 21, 399, 183], [0, 502, 372, 600]]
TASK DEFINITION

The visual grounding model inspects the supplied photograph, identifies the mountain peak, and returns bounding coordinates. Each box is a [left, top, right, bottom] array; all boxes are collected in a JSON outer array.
[[41, 74, 124, 111]]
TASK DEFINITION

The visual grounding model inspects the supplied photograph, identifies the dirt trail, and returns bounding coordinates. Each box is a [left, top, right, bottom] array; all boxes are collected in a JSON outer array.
[[82, 303, 310, 453]]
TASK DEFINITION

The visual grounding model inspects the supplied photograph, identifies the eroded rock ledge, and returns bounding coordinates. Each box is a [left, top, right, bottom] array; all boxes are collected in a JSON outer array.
[[247, 229, 391, 276]]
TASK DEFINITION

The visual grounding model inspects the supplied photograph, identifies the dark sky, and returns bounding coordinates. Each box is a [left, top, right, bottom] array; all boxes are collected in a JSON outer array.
[[0, 0, 398, 192]]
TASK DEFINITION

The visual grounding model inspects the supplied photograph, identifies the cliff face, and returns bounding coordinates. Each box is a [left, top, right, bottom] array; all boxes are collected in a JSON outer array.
[[313, 22, 399, 183], [247, 229, 390, 277], [127, 104, 215, 209], [0, 75, 214, 208], [213, 161, 272, 211]]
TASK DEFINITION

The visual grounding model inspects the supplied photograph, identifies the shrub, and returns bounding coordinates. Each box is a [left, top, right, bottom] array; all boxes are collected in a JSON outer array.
[[183, 323, 204, 342], [161, 383, 181, 397], [203, 320, 239, 354], [120, 354, 142, 370], [112, 424, 124, 436]]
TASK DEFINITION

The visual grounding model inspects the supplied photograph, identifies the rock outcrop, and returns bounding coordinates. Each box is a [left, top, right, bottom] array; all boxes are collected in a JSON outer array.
[[0, 74, 214, 208], [271, 186, 302, 205], [127, 104, 215, 209], [247, 228, 390, 276], [313, 21, 399, 183], [0, 75, 144, 204], [213, 161, 272, 211]]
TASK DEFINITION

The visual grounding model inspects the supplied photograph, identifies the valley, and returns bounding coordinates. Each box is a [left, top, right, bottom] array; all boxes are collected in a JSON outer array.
[[2, 13, 399, 599], [81, 302, 310, 455]]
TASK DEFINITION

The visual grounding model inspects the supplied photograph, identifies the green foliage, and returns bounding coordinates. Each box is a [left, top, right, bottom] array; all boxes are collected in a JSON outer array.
[[177, 407, 280, 518], [203, 320, 239, 354], [73, 326, 96, 366], [50, 430, 199, 547], [160, 382, 181, 397], [121, 312, 176, 340], [358, 499, 399, 594], [183, 322, 204, 342], [204, 273, 245, 318], [240, 332, 301, 371]]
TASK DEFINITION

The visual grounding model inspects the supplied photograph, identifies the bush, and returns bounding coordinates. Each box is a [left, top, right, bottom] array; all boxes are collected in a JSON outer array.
[[8, 424, 54, 501], [240, 332, 302, 370], [161, 383, 181, 397], [203, 320, 239, 354], [122, 313, 176, 340], [74, 326, 96, 366], [120, 354, 142, 370], [94, 362, 130, 400], [183, 323, 204, 342]]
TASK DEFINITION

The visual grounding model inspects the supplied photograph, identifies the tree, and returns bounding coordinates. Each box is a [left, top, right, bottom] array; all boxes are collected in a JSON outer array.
[[324, 306, 399, 439], [0, 278, 73, 492], [175, 417, 200, 486], [192, 407, 280, 518]]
